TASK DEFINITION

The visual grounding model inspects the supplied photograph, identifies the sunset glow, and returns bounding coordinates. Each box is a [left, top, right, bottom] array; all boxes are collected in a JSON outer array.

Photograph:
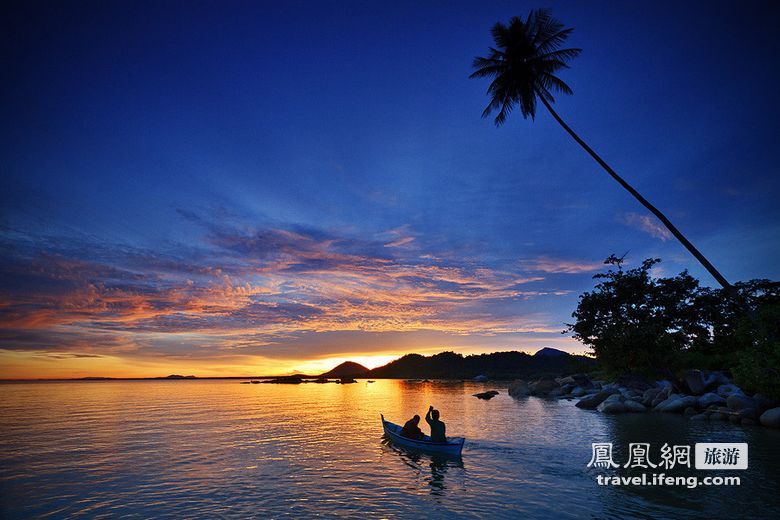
[[2, 1, 777, 379]]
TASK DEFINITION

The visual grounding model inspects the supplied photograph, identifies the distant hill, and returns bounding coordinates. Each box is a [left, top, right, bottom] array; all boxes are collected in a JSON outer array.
[[366, 350, 595, 379], [319, 361, 370, 378], [534, 347, 569, 357]]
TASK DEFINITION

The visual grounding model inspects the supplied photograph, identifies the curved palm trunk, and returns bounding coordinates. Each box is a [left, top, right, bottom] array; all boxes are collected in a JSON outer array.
[[536, 93, 735, 293]]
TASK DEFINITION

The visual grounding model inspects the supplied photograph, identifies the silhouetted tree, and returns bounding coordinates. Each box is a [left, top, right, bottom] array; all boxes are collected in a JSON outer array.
[[470, 9, 734, 294], [569, 256, 780, 396]]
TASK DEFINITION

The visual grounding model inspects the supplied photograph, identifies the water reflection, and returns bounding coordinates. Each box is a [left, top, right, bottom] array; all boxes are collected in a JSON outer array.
[[1, 380, 778, 518], [381, 439, 464, 496]]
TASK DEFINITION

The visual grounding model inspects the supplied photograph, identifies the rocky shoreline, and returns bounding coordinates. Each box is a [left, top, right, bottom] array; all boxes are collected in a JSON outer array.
[[508, 370, 780, 429]]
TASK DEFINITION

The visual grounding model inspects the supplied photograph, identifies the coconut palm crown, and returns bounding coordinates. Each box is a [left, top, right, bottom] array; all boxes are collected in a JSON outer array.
[[470, 9, 581, 125]]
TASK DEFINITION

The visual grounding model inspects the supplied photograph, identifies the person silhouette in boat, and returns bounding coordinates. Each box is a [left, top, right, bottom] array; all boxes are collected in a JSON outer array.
[[425, 405, 446, 443], [400, 414, 425, 439]]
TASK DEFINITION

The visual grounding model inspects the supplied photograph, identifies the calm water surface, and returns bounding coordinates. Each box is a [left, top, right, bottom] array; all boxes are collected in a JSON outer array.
[[1, 380, 779, 518]]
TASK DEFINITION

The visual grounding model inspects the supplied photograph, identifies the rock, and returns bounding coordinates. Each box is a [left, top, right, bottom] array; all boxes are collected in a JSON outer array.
[[529, 377, 560, 396], [602, 393, 624, 405], [339, 377, 357, 384], [653, 393, 680, 410], [658, 395, 698, 413], [710, 412, 727, 421], [508, 380, 530, 398], [473, 390, 499, 400], [560, 384, 575, 394], [742, 418, 757, 426], [717, 384, 743, 398], [263, 375, 303, 384], [314, 377, 330, 383], [690, 413, 709, 421], [623, 400, 647, 413], [576, 389, 619, 409], [622, 389, 641, 399], [727, 394, 757, 412], [558, 373, 592, 388], [759, 407, 780, 428], [240, 381, 251, 384], [729, 415, 741, 424], [656, 379, 673, 389], [684, 407, 698, 417], [571, 386, 588, 397], [548, 387, 566, 398], [598, 400, 627, 413], [698, 392, 726, 409], [642, 388, 662, 406], [702, 371, 730, 391], [684, 370, 706, 395], [473, 374, 488, 382]]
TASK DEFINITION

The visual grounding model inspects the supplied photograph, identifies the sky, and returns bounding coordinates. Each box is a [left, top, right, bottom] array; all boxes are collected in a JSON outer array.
[[1, 1, 779, 378]]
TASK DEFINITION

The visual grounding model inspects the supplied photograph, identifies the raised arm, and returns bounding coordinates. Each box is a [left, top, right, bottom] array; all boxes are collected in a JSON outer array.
[[425, 406, 433, 424]]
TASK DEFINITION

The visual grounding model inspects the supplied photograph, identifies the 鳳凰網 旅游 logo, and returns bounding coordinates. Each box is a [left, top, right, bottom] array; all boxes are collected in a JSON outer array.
[[587, 442, 747, 471]]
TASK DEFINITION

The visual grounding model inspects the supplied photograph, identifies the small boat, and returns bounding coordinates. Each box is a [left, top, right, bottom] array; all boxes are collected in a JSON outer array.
[[380, 414, 465, 456]]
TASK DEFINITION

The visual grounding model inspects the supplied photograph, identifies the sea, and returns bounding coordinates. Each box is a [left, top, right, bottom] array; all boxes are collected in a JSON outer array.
[[1, 379, 778, 518]]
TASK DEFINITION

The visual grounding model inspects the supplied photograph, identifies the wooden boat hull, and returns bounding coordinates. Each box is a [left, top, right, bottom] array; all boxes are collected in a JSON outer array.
[[380, 414, 465, 455]]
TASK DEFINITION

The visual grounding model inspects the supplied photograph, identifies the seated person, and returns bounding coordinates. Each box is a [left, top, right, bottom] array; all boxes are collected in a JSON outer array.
[[425, 406, 446, 443], [400, 414, 425, 439]]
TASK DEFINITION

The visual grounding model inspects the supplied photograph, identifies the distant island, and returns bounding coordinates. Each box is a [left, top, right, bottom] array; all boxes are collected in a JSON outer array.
[[361, 348, 594, 380], [5, 349, 594, 382]]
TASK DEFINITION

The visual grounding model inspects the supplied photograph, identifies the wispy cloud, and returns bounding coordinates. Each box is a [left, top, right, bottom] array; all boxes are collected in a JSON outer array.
[[519, 256, 602, 274], [622, 212, 672, 241], [0, 212, 578, 366]]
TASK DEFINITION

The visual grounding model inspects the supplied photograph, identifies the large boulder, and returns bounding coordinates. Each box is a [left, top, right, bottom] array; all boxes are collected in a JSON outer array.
[[548, 387, 566, 398], [598, 402, 627, 413], [653, 393, 680, 411], [727, 394, 757, 412], [576, 389, 620, 409], [759, 407, 780, 428], [558, 373, 592, 388], [684, 370, 707, 395], [698, 392, 726, 409], [529, 377, 560, 396], [658, 395, 698, 413], [717, 384, 744, 398], [642, 387, 662, 407], [598, 395, 626, 413], [702, 371, 730, 391], [508, 380, 530, 398], [623, 400, 648, 413], [571, 386, 589, 398]]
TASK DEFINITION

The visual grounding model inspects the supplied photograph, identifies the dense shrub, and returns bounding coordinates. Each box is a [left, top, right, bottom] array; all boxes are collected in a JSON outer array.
[[568, 256, 779, 396]]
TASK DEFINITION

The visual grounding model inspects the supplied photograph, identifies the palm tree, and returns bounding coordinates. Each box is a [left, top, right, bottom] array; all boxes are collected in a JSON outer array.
[[470, 9, 734, 294]]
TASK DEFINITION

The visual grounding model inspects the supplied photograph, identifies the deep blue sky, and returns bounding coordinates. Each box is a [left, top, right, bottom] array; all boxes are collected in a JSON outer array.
[[1, 1, 779, 376]]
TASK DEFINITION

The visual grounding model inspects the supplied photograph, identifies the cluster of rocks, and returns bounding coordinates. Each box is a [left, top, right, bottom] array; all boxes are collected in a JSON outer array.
[[247, 376, 358, 384], [508, 369, 780, 429]]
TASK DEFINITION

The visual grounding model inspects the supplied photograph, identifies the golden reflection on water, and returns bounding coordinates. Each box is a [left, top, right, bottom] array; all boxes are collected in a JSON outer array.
[[1, 380, 779, 518]]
